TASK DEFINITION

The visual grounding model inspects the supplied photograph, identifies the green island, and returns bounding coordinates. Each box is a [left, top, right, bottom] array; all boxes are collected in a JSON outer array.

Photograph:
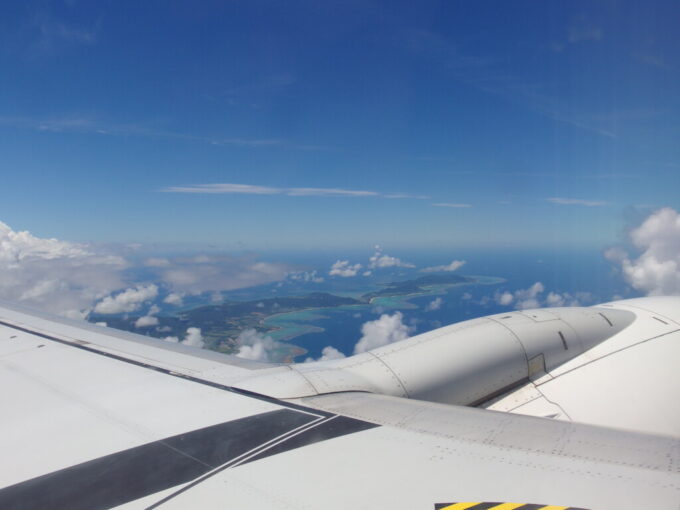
[[362, 273, 469, 301], [88, 273, 475, 356]]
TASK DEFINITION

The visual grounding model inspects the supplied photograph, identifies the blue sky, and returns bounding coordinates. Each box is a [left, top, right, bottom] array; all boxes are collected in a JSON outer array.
[[1, 1, 678, 251]]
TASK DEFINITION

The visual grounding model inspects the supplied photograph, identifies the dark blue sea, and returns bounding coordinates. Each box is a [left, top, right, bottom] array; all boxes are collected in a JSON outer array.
[[247, 247, 636, 362]]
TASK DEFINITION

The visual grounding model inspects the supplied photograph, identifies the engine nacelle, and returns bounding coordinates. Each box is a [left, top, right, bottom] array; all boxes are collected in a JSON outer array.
[[233, 306, 635, 406]]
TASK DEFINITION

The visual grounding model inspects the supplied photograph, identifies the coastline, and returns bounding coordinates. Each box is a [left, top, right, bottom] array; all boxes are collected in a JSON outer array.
[[260, 275, 506, 361]]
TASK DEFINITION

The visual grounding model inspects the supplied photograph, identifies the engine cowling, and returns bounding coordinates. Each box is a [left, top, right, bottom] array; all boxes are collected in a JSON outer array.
[[233, 306, 635, 406]]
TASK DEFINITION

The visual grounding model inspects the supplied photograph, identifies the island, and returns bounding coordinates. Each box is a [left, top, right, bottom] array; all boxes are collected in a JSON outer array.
[[88, 273, 476, 356], [362, 273, 470, 301], [88, 292, 361, 354]]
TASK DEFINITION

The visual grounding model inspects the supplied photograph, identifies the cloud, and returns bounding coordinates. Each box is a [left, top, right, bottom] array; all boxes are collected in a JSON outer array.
[[287, 270, 324, 283], [183, 327, 205, 348], [0, 116, 283, 149], [0, 220, 298, 319], [163, 292, 184, 306], [603, 246, 628, 263], [134, 315, 159, 328], [495, 282, 544, 309], [287, 187, 378, 197], [432, 203, 472, 208], [144, 257, 172, 267], [234, 329, 281, 362], [567, 25, 603, 44], [404, 28, 618, 138], [329, 260, 362, 277], [546, 197, 608, 206], [319, 346, 346, 360], [514, 282, 545, 309], [163, 183, 280, 195], [134, 303, 161, 328], [545, 292, 565, 307], [148, 254, 290, 294], [368, 246, 415, 269], [425, 297, 443, 311], [305, 345, 347, 363], [93, 284, 158, 314], [22, 9, 99, 57], [633, 52, 673, 70], [495, 283, 591, 309], [0, 221, 127, 317], [161, 182, 423, 200], [385, 193, 430, 200], [421, 260, 466, 273], [496, 291, 514, 306], [608, 208, 680, 295], [353, 312, 414, 354]]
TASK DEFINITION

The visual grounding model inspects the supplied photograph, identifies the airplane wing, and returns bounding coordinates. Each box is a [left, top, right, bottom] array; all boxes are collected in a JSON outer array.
[[0, 298, 679, 509]]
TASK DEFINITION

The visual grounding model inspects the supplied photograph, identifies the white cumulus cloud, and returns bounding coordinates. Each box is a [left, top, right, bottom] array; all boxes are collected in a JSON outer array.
[[495, 283, 590, 309], [608, 208, 680, 295], [0, 221, 128, 317], [134, 315, 159, 328], [234, 329, 280, 362], [368, 246, 415, 269], [421, 260, 466, 273], [183, 327, 205, 348], [287, 270, 324, 283], [305, 345, 347, 363], [144, 257, 171, 267], [329, 260, 362, 277], [149, 255, 290, 294], [425, 297, 443, 311], [163, 292, 184, 306], [93, 284, 158, 314], [353, 311, 413, 354], [495, 282, 544, 309], [496, 291, 514, 306]]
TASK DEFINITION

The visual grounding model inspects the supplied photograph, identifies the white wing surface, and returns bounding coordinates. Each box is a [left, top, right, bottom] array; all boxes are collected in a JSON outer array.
[[0, 297, 679, 509]]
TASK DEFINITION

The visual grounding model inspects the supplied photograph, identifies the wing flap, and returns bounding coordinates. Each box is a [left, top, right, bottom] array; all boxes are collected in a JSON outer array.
[[147, 391, 680, 510]]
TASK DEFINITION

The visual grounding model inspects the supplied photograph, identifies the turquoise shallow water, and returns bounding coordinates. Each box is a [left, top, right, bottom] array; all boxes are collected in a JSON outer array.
[[262, 276, 505, 361], [224, 247, 628, 363]]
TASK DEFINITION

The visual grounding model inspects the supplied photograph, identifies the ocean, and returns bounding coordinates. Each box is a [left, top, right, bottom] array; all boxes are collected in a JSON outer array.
[[252, 247, 633, 362]]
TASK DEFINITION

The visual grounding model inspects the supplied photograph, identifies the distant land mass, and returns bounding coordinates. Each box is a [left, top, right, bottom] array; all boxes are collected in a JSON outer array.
[[362, 273, 470, 301], [88, 272, 475, 355]]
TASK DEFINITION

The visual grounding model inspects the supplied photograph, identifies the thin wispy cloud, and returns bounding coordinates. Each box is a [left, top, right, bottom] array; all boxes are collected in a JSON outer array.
[[632, 52, 673, 71], [432, 202, 472, 208], [567, 25, 603, 44], [25, 10, 99, 56], [552, 23, 603, 51], [163, 183, 280, 195], [0, 115, 296, 149], [404, 29, 619, 138], [546, 197, 608, 207], [287, 187, 378, 197], [161, 183, 425, 199]]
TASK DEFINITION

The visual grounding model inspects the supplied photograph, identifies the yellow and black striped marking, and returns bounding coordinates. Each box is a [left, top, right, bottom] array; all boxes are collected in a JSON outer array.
[[434, 503, 590, 510]]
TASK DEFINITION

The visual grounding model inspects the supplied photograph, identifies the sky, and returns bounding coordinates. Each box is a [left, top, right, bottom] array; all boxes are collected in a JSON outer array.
[[0, 0, 678, 252]]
